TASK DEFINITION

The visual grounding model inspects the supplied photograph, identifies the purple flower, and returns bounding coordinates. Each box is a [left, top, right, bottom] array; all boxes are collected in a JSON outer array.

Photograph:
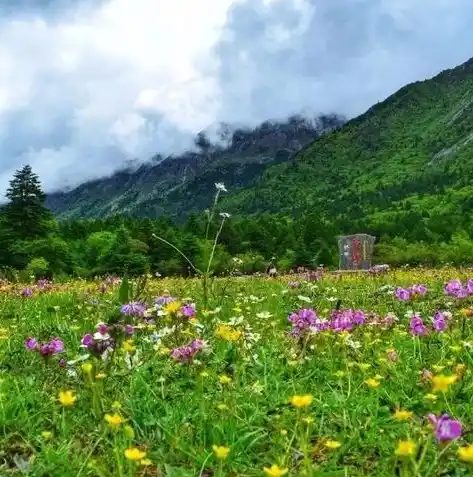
[[429, 414, 462, 442], [97, 323, 109, 334], [21, 288, 33, 297], [395, 288, 410, 301], [171, 339, 205, 363], [445, 279, 463, 297], [288, 308, 317, 331], [81, 334, 94, 347], [467, 279, 473, 295], [410, 315, 428, 336], [125, 324, 134, 335], [433, 311, 447, 332], [154, 294, 175, 307], [24, 337, 38, 350], [48, 338, 64, 354], [181, 304, 196, 318], [120, 302, 147, 317], [411, 284, 427, 295]]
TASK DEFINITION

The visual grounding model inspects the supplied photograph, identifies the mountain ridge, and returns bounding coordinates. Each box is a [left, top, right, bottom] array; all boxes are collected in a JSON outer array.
[[45, 114, 345, 220]]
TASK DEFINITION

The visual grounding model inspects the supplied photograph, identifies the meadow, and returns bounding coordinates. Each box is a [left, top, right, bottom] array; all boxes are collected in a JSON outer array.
[[2, 269, 473, 476]]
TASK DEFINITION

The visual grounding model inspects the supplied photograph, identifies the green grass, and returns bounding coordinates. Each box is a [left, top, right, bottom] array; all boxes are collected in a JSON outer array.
[[1, 270, 473, 476]]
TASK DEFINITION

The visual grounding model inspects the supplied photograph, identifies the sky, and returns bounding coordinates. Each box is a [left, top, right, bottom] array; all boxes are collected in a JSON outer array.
[[1, 0, 473, 193]]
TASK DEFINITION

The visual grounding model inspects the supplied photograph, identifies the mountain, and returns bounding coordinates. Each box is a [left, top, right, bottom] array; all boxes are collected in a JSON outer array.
[[46, 114, 344, 220], [222, 56, 473, 239]]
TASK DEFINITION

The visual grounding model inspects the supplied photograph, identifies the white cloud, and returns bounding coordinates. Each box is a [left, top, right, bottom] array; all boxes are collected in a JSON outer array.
[[0, 0, 473, 198]]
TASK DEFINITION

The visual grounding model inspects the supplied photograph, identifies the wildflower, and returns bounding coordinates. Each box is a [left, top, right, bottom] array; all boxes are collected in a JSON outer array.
[[181, 303, 196, 318], [219, 375, 232, 385], [104, 414, 125, 429], [164, 301, 182, 315], [120, 302, 146, 318], [290, 394, 313, 408], [215, 182, 227, 192], [81, 362, 93, 374], [124, 448, 147, 461], [431, 374, 457, 393], [123, 340, 135, 353], [58, 390, 77, 406], [154, 292, 175, 307], [424, 393, 437, 401], [395, 440, 416, 457], [212, 445, 230, 459], [364, 378, 380, 388], [140, 458, 153, 466], [458, 445, 473, 463], [410, 315, 427, 336], [325, 440, 341, 449], [41, 431, 53, 440], [25, 337, 39, 351], [264, 464, 289, 476], [393, 410, 413, 421], [395, 288, 410, 301], [429, 414, 462, 442]]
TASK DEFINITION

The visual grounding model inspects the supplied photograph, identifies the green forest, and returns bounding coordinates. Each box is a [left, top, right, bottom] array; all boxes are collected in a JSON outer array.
[[2, 164, 473, 281]]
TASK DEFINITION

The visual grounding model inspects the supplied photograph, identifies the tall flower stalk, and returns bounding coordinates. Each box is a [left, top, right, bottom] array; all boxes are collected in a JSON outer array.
[[152, 182, 229, 308]]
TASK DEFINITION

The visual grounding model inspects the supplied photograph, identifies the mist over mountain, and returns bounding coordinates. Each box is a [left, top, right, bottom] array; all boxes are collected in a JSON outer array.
[[46, 113, 345, 219], [1, 0, 473, 196]]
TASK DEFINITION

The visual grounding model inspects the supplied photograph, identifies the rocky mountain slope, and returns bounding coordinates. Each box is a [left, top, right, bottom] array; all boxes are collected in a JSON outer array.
[[46, 114, 344, 220]]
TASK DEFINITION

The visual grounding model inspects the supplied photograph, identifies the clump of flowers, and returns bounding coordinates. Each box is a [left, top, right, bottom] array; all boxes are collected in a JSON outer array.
[[288, 308, 319, 336], [444, 279, 473, 299], [171, 339, 206, 364], [330, 309, 366, 332], [25, 337, 64, 356], [395, 284, 427, 301], [120, 301, 147, 318]]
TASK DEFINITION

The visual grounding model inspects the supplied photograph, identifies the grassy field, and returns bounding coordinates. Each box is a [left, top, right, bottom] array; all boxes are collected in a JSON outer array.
[[2, 269, 473, 476]]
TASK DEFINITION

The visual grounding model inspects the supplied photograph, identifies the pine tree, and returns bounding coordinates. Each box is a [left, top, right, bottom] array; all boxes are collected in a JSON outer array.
[[4, 165, 53, 240]]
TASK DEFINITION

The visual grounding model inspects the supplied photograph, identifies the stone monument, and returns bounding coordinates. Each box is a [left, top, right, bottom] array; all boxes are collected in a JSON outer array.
[[337, 234, 376, 270]]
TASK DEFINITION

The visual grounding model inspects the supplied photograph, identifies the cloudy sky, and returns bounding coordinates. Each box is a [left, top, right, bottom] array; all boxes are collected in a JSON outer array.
[[1, 0, 472, 193]]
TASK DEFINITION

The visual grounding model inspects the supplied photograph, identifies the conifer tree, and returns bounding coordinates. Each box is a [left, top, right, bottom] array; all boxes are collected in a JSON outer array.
[[3, 165, 53, 240]]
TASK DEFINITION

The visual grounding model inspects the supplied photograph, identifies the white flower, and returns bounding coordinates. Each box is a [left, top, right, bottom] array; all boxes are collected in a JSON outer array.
[[220, 212, 231, 219], [215, 182, 227, 192]]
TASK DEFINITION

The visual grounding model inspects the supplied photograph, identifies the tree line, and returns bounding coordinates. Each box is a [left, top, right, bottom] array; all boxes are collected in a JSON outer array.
[[1, 165, 473, 281]]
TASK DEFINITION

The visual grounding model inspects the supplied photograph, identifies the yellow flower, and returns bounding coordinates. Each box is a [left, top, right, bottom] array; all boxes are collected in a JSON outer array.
[[104, 413, 125, 429], [164, 301, 182, 314], [123, 340, 135, 352], [325, 440, 341, 449], [212, 445, 230, 459], [431, 374, 458, 393], [264, 464, 289, 476], [215, 324, 242, 342], [395, 440, 416, 457], [123, 425, 135, 439], [81, 362, 93, 374], [458, 445, 473, 463], [200, 371, 209, 378], [58, 390, 77, 406], [140, 458, 153, 466], [393, 410, 413, 421], [124, 448, 147, 461], [216, 403, 229, 411], [219, 375, 232, 385], [95, 373, 107, 379], [424, 393, 438, 401], [290, 394, 313, 408], [41, 431, 53, 440], [364, 378, 380, 388]]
